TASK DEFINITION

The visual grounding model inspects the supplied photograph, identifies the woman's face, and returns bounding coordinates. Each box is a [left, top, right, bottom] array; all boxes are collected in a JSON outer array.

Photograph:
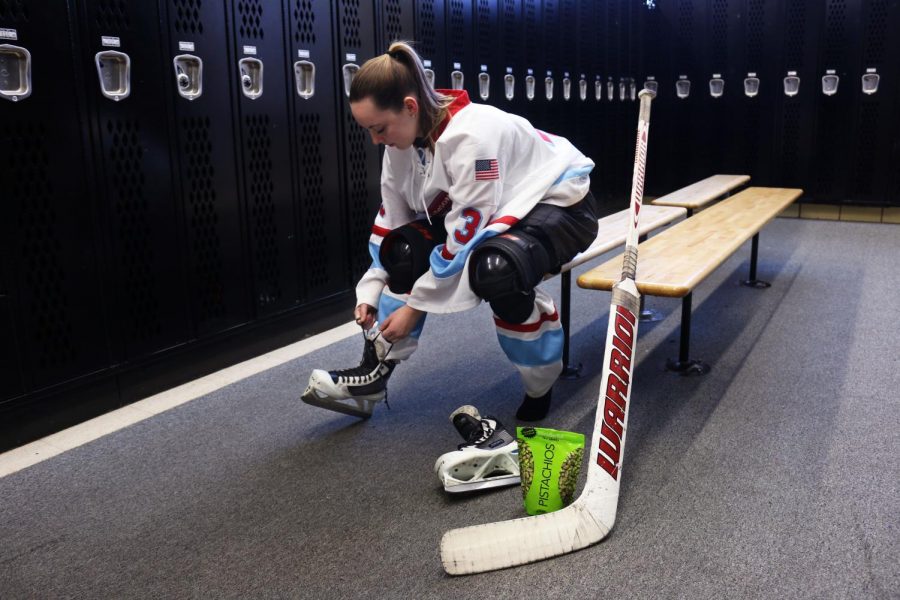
[[350, 96, 420, 150]]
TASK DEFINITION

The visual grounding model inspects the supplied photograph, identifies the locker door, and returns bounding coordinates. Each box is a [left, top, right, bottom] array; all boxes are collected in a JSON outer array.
[[335, 0, 382, 283], [285, 0, 348, 302], [498, 0, 523, 113], [637, 1, 668, 196], [446, 0, 475, 100], [537, 0, 560, 134], [698, 0, 738, 176], [377, 0, 415, 52], [473, 0, 499, 106], [79, 0, 188, 362], [229, 0, 300, 316], [521, 0, 543, 126], [0, 2, 110, 395], [161, 0, 251, 337], [415, 0, 448, 89]]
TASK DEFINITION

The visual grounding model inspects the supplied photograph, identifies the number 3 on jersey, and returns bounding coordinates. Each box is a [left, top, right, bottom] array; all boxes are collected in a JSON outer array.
[[454, 208, 483, 245]]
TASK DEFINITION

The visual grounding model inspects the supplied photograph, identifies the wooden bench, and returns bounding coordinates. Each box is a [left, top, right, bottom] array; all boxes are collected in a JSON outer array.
[[577, 187, 802, 375], [554, 204, 686, 376], [652, 174, 751, 217]]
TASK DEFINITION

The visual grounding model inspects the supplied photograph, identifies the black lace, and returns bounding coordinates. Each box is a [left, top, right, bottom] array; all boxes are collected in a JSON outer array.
[[332, 329, 393, 384], [459, 419, 494, 450]]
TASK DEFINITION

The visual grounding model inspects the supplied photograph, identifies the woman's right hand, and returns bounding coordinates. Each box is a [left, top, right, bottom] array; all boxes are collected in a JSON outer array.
[[354, 304, 376, 330]]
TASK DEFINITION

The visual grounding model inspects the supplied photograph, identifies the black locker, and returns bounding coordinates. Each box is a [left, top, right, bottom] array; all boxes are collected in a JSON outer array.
[[0, 2, 109, 398], [446, 0, 476, 100], [78, 0, 188, 362], [603, 0, 630, 198], [414, 0, 448, 89], [160, 0, 251, 337], [377, 0, 415, 52], [773, 0, 820, 194], [536, 0, 560, 134], [572, 0, 596, 167], [637, 1, 668, 197], [697, 0, 737, 176], [589, 0, 608, 199], [335, 0, 382, 282], [521, 0, 542, 126], [498, 0, 523, 113], [555, 0, 577, 141], [285, 0, 349, 302], [810, 0, 860, 204], [473, 0, 499, 106], [846, 0, 899, 206], [229, 0, 300, 316]]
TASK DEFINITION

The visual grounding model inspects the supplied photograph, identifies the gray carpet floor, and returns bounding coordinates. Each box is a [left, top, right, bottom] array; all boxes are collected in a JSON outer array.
[[1, 217, 898, 599]]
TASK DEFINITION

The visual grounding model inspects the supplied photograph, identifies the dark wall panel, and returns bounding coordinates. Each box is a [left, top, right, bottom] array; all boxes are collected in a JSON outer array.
[[498, 0, 522, 112], [446, 0, 476, 100], [473, 0, 500, 105], [414, 0, 448, 89]]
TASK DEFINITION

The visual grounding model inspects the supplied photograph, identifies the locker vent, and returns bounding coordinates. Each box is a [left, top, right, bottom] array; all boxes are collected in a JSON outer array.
[[476, 0, 492, 58], [384, 0, 403, 42], [341, 0, 362, 49], [5, 122, 75, 368], [449, 0, 465, 59], [245, 115, 281, 307], [173, 0, 204, 35], [297, 114, 329, 288], [780, 103, 800, 186], [524, 0, 538, 66], [182, 117, 225, 321], [817, 101, 839, 194], [346, 113, 371, 280], [742, 101, 762, 176], [746, 0, 765, 70], [544, 0, 559, 67], [863, 0, 888, 66], [238, 0, 264, 40], [105, 119, 162, 341], [824, 0, 848, 67], [784, 1, 806, 68], [502, 0, 517, 59], [0, 0, 28, 22], [418, 0, 437, 59], [96, 0, 132, 31], [851, 101, 877, 195], [293, 0, 317, 45], [711, 0, 728, 68], [675, 0, 693, 67]]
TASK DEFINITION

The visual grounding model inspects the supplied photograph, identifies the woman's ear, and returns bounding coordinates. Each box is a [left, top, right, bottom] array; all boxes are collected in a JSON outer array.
[[403, 96, 419, 116]]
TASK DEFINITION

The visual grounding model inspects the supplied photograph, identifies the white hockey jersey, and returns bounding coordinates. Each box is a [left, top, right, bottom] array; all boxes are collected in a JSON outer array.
[[356, 89, 594, 314]]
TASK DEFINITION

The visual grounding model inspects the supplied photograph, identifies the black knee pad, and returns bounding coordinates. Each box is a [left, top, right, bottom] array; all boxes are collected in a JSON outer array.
[[469, 231, 553, 323], [379, 221, 443, 294]]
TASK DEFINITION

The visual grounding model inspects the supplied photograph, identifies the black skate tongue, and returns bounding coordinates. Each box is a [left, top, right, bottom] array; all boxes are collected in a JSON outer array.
[[452, 414, 483, 444]]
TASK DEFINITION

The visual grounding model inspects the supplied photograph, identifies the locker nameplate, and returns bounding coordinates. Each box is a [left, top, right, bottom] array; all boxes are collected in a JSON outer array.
[[0, 29, 16, 41], [102, 36, 121, 48]]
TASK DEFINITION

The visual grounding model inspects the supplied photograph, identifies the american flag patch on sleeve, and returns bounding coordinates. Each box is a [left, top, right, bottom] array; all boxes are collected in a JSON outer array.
[[474, 158, 500, 181]]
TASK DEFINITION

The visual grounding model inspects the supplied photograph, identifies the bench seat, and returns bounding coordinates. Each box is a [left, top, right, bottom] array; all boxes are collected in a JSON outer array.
[[651, 174, 750, 216]]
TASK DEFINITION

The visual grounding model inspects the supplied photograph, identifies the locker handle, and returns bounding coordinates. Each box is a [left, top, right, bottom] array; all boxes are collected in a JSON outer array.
[[294, 60, 315, 99], [643, 80, 659, 95], [783, 75, 800, 97], [579, 78, 587, 101], [618, 78, 626, 101], [342, 63, 358, 98], [478, 72, 490, 101], [504, 73, 515, 101], [562, 77, 571, 101], [239, 57, 263, 99], [95, 50, 131, 101], [0, 44, 32, 102], [606, 79, 614, 101], [861, 72, 879, 95], [451, 70, 464, 91], [525, 75, 536, 100], [173, 54, 203, 101], [676, 78, 690, 99], [709, 77, 724, 98], [628, 78, 637, 101], [821, 73, 839, 96], [544, 76, 553, 101], [424, 68, 435, 89], [744, 77, 760, 98], [595, 79, 602, 101]]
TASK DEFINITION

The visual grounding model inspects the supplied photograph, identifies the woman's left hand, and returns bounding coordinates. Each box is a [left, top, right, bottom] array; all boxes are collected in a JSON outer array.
[[380, 305, 424, 343]]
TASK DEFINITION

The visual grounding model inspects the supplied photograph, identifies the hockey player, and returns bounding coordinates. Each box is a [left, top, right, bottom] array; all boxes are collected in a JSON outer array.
[[301, 41, 601, 421]]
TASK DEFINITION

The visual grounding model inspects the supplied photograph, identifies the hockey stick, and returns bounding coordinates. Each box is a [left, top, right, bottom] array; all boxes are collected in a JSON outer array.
[[440, 88, 656, 575]]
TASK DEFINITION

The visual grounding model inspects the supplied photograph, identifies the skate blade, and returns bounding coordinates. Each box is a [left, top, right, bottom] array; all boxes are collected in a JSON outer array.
[[442, 475, 521, 494], [300, 389, 377, 419]]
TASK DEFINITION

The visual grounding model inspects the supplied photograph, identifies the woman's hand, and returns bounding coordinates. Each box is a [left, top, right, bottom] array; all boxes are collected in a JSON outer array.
[[354, 304, 377, 330], [380, 305, 424, 343]]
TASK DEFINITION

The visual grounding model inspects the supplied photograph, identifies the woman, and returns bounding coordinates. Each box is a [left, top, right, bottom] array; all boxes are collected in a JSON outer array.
[[301, 41, 601, 422]]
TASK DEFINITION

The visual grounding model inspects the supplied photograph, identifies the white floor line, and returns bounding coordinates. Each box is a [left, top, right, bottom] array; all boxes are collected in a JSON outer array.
[[0, 320, 360, 479]]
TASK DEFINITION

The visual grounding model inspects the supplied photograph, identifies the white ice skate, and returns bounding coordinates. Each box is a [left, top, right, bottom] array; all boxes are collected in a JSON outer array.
[[434, 405, 520, 493], [300, 326, 396, 418]]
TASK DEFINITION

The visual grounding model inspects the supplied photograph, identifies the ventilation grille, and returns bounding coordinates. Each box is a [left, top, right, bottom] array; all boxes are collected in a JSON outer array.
[[816, 101, 840, 195], [784, 1, 806, 68], [346, 113, 371, 280], [245, 115, 281, 308], [173, 0, 203, 35], [182, 117, 226, 321], [742, 101, 762, 175], [418, 0, 437, 59], [476, 0, 492, 58], [341, 0, 361, 49], [710, 0, 728, 69], [824, 0, 848, 67], [384, 0, 403, 43], [449, 0, 465, 59], [524, 0, 538, 66], [863, 0, 889, 67], [96, 0, 131, 31], [675, 0, 694, 68], [544, 0, 559, 68], [297, 114, 330, 288], [780, 103, 800, 186], [238, 0, 264, 40], [503, 0, 517, 60], [746, 0, 765, 70], [851, 101, 877, 195], [0, 0, 29, 22], [105, 119, 162, 342], [5, 122, 75, 369], [292, 0, 317, 45]]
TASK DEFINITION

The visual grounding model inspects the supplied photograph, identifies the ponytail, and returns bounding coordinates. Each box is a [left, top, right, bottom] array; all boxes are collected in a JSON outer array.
[[349, 41, 452, 148]]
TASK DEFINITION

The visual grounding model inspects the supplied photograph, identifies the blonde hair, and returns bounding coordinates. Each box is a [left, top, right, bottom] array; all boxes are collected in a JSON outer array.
[[349, 41, 452, 147]]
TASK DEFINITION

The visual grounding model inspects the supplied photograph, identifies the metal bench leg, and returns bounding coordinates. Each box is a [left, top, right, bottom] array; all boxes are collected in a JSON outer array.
[[665, 292, 710, 376], [740, 233, 772, 288], [637, 233, 662, 322], [559, 271, 582, 379]]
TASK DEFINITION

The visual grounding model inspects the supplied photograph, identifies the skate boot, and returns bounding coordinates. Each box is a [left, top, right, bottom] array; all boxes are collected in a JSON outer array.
[[301, 327, 396, 418], [434, 405, 520, 493]]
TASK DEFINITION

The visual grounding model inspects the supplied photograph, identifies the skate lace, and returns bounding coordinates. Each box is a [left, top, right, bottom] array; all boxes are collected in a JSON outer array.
[[459, 420, 494, 450], [333, 329, 394, 385]]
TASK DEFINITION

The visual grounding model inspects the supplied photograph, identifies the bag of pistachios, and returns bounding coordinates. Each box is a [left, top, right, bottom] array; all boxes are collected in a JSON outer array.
[[516, 427, 585, 515]]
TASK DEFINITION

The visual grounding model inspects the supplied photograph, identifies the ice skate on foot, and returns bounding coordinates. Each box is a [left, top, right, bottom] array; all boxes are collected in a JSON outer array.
[[301, 327, 396, 418], [434, 405, 520, 493]]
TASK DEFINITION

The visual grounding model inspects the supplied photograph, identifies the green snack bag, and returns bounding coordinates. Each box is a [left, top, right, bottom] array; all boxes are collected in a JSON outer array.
[[516, 427, 585, 515]]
